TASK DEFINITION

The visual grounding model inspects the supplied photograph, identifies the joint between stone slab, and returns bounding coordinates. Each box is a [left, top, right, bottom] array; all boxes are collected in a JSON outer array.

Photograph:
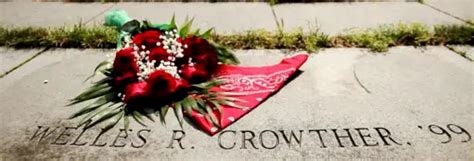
[[83, 3, 118, 25], [421, 3, 473, 25], [445, 45, 473, 62], [0, 47, 50, 79]]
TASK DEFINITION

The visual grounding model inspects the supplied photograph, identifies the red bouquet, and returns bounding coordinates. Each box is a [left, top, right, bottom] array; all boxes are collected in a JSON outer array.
[[69, 10, 308, 135], [69, 10, 240, 133]]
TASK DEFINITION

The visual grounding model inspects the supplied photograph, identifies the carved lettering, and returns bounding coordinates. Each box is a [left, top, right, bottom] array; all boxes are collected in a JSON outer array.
[[51, 126, 76, 145], [241, 130, 258, 149], [355, 128, 379, 147], [260, 130, 279, 149], [331, 128, 358, 147], [166, 130, 186, 149], [374, 127, 402, 146], [279, 130, 303, 148], [132, 129, 150, 148], [218, 130, 236, 150], [30, 126, 59, 143], [308, 129, 328, 148]]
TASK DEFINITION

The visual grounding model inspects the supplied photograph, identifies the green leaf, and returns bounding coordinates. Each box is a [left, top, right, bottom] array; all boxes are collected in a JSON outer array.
[[188, 97, 205, 114], [70, 83, 109, 102], [70, 85, 113, 105], [200, 27, 214, 39], [132, 111, 147, 127], [77, 102, 119, 128], [85, 109, 122, 130], [92, 77, 112, 86], [100, 68, 113, 77], [182, 99, 193, 115], [142, 110, 155, 123], [84, 103, 123, 128], [195, 97, 206, 108], [170, 14, 177, 29], [219, 100, 247, 110], [123, 113, 130, 131], [220, 96, 248, 103], [69, 96, 109, 119], [179, 18, 194, 38], [192, 79, 224, 89], [210, 100, 223, 113], [84, 60, 111, 82], [159, 105, 169, 125], [101, 112, 123, 134], [173, 103, 184, 128], [208, 40, 240, 65], [203, 114, 214, 128], [205, 104, 220, 128], [193, 28, 201, 35]]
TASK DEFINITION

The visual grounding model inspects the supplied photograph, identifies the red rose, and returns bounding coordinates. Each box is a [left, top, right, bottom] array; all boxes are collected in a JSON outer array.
[[182, 36, 215, 57], [179, 64, 210, 84], [113, 47, 139, 74], [113, 72, 138, 90], [172, 79, 190, 100], [146, 70, 178, 98], [193, 51, 218, 73], [178, 36, 219, 77], [132, 30, 161, 48], [148, 47, 171, 63], [123, 82, 150, 107], [113, 47, 139, 90]]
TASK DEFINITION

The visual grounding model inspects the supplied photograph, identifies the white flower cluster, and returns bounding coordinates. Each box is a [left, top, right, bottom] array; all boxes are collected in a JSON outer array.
[[128, 29, 189, 81]]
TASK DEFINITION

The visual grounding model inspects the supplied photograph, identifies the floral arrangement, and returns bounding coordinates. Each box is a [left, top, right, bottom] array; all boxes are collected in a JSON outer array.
[[68, 10, 241, 133]]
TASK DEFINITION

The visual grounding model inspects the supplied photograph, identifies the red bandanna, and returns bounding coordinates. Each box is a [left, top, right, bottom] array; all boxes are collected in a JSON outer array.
[[190, 54, 309, 135]]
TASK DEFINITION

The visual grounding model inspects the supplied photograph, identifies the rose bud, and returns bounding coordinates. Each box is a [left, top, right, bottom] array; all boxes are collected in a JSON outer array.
[[112, 47, 139, 91], [149, 47, 171, 63], [179, 64, 210, 84], [123, 82, 150, 108], [191, 36, 213, 52], [146, 70, 178, 98], [181, 36, 213, 57], [132, 30, 162, 48], [113, 47, 139, 75]]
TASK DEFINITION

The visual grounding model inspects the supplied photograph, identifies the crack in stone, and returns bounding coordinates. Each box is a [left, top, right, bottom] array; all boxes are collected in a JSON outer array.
[[353, 66, 371, 94]]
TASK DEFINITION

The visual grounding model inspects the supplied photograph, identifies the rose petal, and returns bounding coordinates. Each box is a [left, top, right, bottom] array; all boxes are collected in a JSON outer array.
[[124, 82, 150, 107]]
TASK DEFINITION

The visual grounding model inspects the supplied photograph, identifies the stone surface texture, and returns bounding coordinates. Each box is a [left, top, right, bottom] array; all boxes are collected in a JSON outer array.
[[0, 47, 472, 160]]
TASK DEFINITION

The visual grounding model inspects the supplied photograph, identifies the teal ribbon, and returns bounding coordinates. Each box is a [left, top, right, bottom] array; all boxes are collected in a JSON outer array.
[[105, 9, 175, 49], [104, 9, 138, 49]]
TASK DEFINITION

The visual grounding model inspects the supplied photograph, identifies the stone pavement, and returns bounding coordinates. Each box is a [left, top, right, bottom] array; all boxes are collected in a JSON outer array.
[[1, 1, 473, 34], [0, 47, 472, 160], [0, 1, 473, 160]]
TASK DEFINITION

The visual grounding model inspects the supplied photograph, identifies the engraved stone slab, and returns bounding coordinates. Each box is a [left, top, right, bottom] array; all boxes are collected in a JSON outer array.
[[0, 47, 472, 160]]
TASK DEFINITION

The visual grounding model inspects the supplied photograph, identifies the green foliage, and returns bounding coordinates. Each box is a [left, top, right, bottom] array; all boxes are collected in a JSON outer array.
[[433, 24, 474, 45], [0, 25, 116, 48], [211, 28, 329, 52], [0, 23, 473, 52], [333, 23, 432, 52]]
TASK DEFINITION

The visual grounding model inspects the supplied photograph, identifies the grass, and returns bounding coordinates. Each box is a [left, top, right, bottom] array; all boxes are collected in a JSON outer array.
[[0, 23, 473, 52]]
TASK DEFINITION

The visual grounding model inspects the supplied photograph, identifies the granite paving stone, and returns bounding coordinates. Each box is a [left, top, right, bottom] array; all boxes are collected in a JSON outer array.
[[0, 47, 472, 160]]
